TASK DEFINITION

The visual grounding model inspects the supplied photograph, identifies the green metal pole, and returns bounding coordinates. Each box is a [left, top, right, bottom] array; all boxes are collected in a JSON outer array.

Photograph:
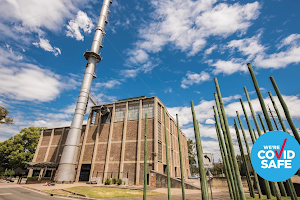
[[214, 107, 234, 199], [253, 129, 257, 140], [243, 91, 272, 199], [233, 119, 255, 198], [270, 76, 300, 144], [247, 63, 282, 200], [268, 92, 298, 199], [176, 114, 186, 200], [236, 111, 262, 198], [191, 101, 210, 200], [240, 99, 256, 144], [163, 108, 171, 200], [143, 114, 148, 200], [244, 87, 263, 138], [214, 78, 246, 200], [214, 93, 239, 200], [258, 114, 267, 133]]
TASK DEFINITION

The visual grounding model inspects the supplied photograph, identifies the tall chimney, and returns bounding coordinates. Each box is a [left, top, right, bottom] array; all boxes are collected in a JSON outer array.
[[56, 0, 112, 182]]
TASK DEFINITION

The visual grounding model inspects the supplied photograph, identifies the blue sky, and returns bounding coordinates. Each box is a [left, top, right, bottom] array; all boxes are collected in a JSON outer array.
[[1, 0, 300, 161]]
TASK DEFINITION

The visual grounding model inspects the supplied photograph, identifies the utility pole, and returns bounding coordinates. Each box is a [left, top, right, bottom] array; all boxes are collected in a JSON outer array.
[[57, 0, 112, 182]]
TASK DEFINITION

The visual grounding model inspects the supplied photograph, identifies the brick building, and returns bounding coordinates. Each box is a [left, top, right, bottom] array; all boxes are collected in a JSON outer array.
[[28, 96, 190, 185]]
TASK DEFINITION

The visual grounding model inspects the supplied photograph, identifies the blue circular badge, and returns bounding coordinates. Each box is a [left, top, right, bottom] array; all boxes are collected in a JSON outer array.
[[251, 131, 300, 182]]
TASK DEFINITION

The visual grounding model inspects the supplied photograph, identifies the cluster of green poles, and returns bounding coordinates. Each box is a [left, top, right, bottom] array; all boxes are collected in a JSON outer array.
[[213, 62, 299, 200], [143, 104, 211, 200], [143, 62, 299, 200]]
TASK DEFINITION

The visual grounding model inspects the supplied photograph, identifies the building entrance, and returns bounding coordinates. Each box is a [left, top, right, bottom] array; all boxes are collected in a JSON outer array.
[[79, 164, 91, 181]]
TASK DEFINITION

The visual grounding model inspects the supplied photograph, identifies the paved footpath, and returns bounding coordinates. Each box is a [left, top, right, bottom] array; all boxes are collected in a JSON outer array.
[[0, 184, 73, 200]]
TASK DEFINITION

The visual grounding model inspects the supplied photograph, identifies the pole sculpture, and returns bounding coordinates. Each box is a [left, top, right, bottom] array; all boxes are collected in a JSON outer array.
[[240, 99, 256, 146], [258, 114, 267, 133], [163, 108, 171, 200], [268, 105, 280, 130], [233, 119, 255, 198], [214, 78, 246, 200], [213, 107, 234, 199], [143, 114, 148, 200], [214, 93, 239, 200], [253, 129, 257, 140], [236, 111, 262, 198], [176, 114, 186, 200], [270, 76, 300, 144], [268, 92, 298, 199], [191, 101, 209, 200], [57, 0, 112, 182], [247, 63, 282, 200]]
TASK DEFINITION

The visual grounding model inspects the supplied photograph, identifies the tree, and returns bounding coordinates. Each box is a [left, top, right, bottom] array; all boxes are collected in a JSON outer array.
[[0, 127, 45, 171], [187, 139, 198, 174], [211, 163, 225, 175], [0, 106, 14, 124]]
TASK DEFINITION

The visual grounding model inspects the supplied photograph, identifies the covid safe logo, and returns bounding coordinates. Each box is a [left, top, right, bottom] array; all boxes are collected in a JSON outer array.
[[251, 131, 300, 182]]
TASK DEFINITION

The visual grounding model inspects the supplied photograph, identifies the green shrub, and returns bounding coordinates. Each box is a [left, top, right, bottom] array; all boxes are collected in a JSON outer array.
[[123, 181, 126, 185], [112, 177, 117, 184], [104, 178, 111, 185], [117, 179, 122, 185], [41, 177, 51, 181], [27, 177, 39, 181]]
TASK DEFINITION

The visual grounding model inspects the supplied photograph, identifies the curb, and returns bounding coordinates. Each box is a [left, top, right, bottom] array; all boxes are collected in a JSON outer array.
[[22, 186, 103, 200]]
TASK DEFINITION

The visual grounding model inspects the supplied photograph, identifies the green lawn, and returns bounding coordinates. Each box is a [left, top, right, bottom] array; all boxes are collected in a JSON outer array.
[[60, 186, 165, 199], [221, 196, 300, 200]]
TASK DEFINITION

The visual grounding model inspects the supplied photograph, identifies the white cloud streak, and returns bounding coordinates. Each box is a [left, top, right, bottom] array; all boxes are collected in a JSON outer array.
[[181, 71, 210, 89], [32, 38, 61, 56]]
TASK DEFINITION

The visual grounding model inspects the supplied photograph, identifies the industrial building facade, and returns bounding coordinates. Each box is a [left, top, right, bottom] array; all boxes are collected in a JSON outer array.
[[28, 96, 190, 185]]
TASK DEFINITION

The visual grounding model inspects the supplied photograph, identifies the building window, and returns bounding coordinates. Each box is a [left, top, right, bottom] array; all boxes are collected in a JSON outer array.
[[157, 104, 162, 122], [142, 102, 154, 118], [158, 142, 162, 162], [114, 106, 125, 122], [91, 110, 96, 124], [101, 107, 113, 123], [128, 104, 139, 120], [158, 122, 162, 142], [171, 150, 174, 165]]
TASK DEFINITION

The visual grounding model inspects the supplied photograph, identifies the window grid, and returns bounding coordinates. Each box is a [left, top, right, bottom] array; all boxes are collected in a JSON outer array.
[[158, 122, 162, 142], [157, 104, 161, 122], [142, 103, 154, 119], [171, 150, 174, 165], [114, 107, 125, 122], [128, 105, 139, 121], [91, 110, 96, 124], [158, 142, 162, 162]]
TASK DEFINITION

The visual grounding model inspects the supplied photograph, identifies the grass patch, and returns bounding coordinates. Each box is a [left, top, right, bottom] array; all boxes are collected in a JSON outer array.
[[221, 196, 300, 200], [65, 186, 165, 198]]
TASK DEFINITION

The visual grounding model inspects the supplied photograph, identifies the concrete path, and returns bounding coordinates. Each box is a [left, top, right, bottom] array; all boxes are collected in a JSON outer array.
[[0, 184, 73, 200]]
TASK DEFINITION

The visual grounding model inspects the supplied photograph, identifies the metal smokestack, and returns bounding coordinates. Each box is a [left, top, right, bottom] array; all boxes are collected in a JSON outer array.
[[57, 0, 112, 182]]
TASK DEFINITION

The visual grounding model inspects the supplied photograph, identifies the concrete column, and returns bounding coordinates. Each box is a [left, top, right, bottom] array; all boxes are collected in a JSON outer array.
[[90, 114, 102, 180], [39, 128, 55, 178], [54, 128, 65, 163], [28, 129, 44, 177], [153, 97, 158, 171], [44, 129, 55, 162], [119, 102, 129, 179], [136, 100, 143, 185], [75, 108, 93, 182], [103, 103, 116, 181]]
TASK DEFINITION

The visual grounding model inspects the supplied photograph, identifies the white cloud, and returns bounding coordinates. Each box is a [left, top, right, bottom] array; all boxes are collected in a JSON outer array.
[[128, 49, 149, 65], [66, 11, 94, 41], [211, 58, 247, 75], [204, 44, 217, 55], [135, 0, 260, 55], [95, 80, 122, 89], [33, 38, 61, 56], [181, 71, 210, 89], [277, 34, 300, 49], [205, 119, 215, 125], [227, 31, 266, 60], [164, 87, 172, 93]]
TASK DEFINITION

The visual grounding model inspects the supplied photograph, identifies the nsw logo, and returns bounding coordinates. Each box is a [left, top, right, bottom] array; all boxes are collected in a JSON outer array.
[[251, 131, 300, 182]]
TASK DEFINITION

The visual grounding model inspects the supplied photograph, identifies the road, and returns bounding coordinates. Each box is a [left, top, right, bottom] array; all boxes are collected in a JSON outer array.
[[0, 185, 74, 200]]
